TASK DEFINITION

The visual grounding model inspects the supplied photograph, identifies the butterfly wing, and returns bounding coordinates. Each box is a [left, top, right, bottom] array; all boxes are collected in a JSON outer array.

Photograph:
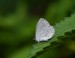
[[36, 18, 50, 36], [36, 18, 55, 42]]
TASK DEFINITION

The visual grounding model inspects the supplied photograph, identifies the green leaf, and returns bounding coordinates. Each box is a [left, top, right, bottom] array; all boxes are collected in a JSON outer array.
[[53, 13, 75, 41], [30, 13, 75, 58], [30, 41, 50, 58]]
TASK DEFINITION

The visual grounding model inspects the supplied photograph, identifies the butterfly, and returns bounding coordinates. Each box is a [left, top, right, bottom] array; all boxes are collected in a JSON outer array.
[[35, 18, 55, 42]]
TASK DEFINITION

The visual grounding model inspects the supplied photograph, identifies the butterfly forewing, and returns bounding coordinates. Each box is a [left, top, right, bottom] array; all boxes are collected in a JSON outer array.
[[36, 18, 50, 35]]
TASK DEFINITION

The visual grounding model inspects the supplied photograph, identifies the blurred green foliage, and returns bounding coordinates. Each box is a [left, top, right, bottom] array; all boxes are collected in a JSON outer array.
[[0, 0, 75, 58]]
